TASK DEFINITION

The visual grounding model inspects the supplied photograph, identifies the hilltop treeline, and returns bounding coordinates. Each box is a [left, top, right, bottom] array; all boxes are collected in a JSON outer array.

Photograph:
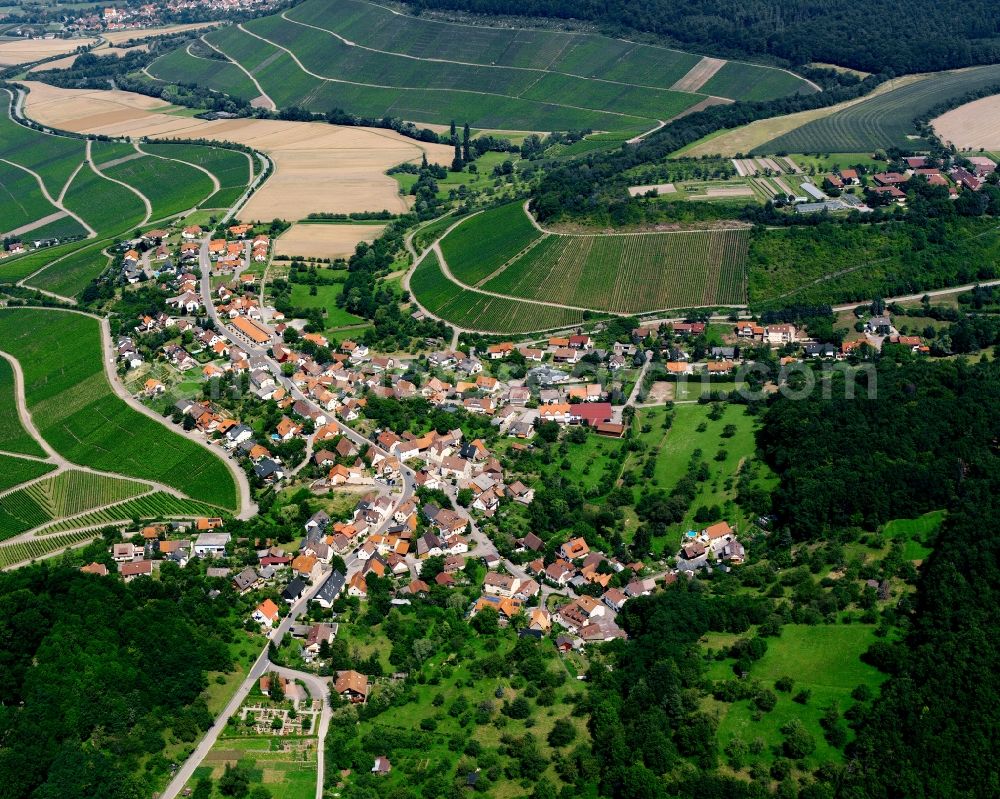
[[408, 0, 1000, 74], [530, 72, 880, 224]]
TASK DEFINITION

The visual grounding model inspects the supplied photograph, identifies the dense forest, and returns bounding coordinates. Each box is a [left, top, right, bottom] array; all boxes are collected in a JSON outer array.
[[578, 356, 1000, 799], [407, 0, 1000, 74], [0, 558, 239, 799]]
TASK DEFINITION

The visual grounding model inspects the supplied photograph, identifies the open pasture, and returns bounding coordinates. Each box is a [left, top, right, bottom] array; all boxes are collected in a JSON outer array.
[[410, 250, 583, 333], [755, 64, 1000, 154], [709, 624, 886, 766], [0, 309, 238, 509]]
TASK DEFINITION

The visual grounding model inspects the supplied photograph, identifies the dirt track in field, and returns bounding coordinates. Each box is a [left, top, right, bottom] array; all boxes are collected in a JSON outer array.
[[671, 56, 726, 94]]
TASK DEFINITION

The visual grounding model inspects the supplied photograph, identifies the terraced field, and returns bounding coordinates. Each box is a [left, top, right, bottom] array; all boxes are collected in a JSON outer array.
[[439, 203, 542, 285], [0, 308, 238, 509], [0, 470, 150, 540], [146, 41, 260, 99], [143, 142, 253, 208], [32, 491, 223, 536], [411, 250, 584, 333], [26, 240, 112, 298], [483, 227, 749, 311], [0, 455, 56, 493], [0, 530, 97, 569], [0, 158, 65, 236], [0, 89, 85, 196], [755, 64, 1000, 153], [148, 0, 814, 132], [433, 204, 749, 320]]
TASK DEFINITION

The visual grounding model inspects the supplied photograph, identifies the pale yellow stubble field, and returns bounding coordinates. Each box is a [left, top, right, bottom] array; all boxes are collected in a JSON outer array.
[[20, 82, 453, 222]]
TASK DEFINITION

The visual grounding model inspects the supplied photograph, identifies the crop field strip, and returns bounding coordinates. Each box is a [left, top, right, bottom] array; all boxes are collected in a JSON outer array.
[[0, 358, 46, 457], [410, 250, 584, 333], [0, 529, 96, 570], [0, 455, 56, 493], [169, 0, 815, 131], [437, 204, 750, 313], [0, 309, 239, 509], [0, 471, 150, 540], [755, 63, 1000, 153], [31, 491, 223, 537]]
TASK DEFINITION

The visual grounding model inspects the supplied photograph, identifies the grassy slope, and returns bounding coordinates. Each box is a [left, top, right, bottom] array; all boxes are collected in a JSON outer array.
[[707, 625, 886, 767], [0, 309, 238, 509]]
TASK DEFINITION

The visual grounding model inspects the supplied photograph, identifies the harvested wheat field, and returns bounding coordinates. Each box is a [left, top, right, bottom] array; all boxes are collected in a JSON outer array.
[[933, 94, 1000, 150], [20, 82, 452, 219], [0, 37, 98, 66], [275, 223, 386, 259], [100, 24, 218, 45]]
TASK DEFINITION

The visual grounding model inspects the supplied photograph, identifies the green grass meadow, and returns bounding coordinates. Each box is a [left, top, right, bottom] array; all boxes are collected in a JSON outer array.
[[706, 624, 886, 767]]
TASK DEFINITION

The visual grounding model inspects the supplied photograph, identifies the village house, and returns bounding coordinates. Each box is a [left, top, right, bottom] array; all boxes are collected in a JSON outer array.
[[335, 670, 369, 703]]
